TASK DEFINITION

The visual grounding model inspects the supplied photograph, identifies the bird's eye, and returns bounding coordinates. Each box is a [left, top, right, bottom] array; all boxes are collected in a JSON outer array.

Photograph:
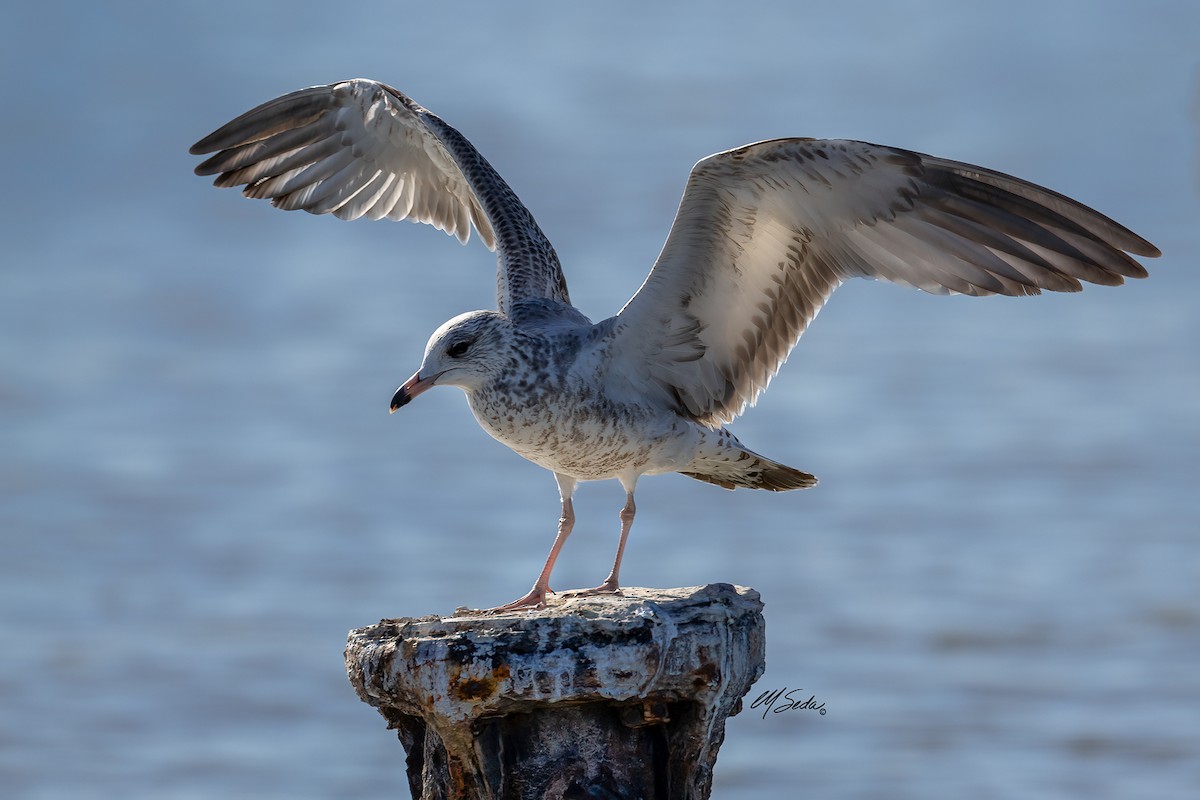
[[446, 340, 472, 358]]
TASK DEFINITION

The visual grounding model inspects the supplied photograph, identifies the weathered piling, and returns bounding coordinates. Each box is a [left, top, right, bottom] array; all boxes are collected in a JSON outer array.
[[345, 583, 765, 799]]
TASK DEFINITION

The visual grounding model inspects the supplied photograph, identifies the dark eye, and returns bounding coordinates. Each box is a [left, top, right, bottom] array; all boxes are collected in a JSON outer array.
[[446, 340, 472, 358]]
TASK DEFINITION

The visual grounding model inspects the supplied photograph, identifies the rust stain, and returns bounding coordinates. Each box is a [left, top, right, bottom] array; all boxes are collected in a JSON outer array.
[[691, 662, 720, 689], [450, 663, 511, 701]]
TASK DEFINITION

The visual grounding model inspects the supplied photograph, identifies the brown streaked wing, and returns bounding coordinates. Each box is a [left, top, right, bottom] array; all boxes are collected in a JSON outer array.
[[610, 138, 1158, 426], [191, 79, 571, 313]]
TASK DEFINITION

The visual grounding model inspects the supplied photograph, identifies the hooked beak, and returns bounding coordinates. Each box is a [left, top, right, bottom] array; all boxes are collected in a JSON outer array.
[[389, 370, 440, 413]]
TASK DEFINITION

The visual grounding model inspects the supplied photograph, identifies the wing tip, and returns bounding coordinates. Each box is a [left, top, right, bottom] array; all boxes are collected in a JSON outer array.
[[1131, 240, 1162, 259]]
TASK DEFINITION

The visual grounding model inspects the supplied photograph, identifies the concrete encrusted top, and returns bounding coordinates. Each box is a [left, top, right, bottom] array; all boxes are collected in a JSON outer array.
[[346, 583, 765, 725]]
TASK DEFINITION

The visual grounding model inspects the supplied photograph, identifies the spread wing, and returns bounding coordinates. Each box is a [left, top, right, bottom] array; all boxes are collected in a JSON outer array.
[[190, 78, 570, 313], [610, 138, 1160, 426]]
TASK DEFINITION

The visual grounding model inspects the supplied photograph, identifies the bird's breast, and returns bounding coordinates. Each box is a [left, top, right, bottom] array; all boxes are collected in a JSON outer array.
[[466, 382, 695, 481]]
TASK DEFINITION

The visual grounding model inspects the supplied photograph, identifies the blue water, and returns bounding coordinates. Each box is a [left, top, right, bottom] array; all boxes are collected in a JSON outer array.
[[3, 2, 1198, 798]]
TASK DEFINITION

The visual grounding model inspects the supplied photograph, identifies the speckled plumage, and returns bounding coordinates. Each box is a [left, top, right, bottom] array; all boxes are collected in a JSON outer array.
[[191, 78, 1158, 611]]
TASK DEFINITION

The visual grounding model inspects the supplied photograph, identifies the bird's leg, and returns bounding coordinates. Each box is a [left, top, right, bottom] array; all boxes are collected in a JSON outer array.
[[567, 489, 636, 598], [486, 475, 576, 612]]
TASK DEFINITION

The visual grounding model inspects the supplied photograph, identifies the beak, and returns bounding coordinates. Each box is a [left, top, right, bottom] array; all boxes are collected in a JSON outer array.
[[390, 370, 440, 413]]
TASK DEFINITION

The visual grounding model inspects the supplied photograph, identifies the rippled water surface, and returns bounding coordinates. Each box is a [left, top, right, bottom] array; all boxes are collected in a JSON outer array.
[[3, 3, 1198, 798]]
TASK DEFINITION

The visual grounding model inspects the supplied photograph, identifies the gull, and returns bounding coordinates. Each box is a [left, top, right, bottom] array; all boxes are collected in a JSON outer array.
[[190, 78, 1159, 611]]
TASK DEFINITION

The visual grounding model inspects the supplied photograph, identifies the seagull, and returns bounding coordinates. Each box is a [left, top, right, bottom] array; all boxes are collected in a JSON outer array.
[[191, 79, 1159, 611]]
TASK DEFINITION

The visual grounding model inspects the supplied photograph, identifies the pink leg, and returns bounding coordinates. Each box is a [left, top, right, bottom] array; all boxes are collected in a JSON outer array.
[[486, 475, 576, 612], [565, 490, 635, 598]]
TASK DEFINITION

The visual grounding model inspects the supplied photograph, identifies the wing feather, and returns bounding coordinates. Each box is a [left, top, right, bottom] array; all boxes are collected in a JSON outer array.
[[610, 139, 1158, 426], [191, 79, 570, 313]]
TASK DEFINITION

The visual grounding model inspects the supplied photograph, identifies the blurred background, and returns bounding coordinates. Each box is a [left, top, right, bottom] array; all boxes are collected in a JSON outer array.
[[2, 2, 1197, 798]]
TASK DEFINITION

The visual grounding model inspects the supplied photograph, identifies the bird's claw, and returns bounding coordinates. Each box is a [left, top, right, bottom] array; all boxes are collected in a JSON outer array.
[[561, 578, 623, 599], [478, 585, 553, 614]]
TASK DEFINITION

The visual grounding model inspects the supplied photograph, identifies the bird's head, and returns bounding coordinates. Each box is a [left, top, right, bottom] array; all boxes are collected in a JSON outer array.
[[390, 310, 512, 411]]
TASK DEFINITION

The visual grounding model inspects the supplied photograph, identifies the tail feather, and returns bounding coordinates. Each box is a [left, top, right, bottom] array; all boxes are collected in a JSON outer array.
[[680, 449, 817, 492]]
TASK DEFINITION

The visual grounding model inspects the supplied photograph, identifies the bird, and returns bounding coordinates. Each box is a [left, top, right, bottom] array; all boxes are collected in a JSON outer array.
[[190, 78, 1159, 612]]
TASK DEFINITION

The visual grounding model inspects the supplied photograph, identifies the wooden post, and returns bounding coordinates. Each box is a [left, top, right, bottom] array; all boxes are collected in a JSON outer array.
[[345, 583, 765, 799]]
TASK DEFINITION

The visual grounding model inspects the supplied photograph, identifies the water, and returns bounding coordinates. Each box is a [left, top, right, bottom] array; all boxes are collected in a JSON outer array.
[[3, 2, 1198, 798]]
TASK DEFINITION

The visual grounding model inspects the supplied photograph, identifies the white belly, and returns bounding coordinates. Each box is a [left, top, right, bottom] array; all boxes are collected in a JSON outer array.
[[467, 388, 698, 481]]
